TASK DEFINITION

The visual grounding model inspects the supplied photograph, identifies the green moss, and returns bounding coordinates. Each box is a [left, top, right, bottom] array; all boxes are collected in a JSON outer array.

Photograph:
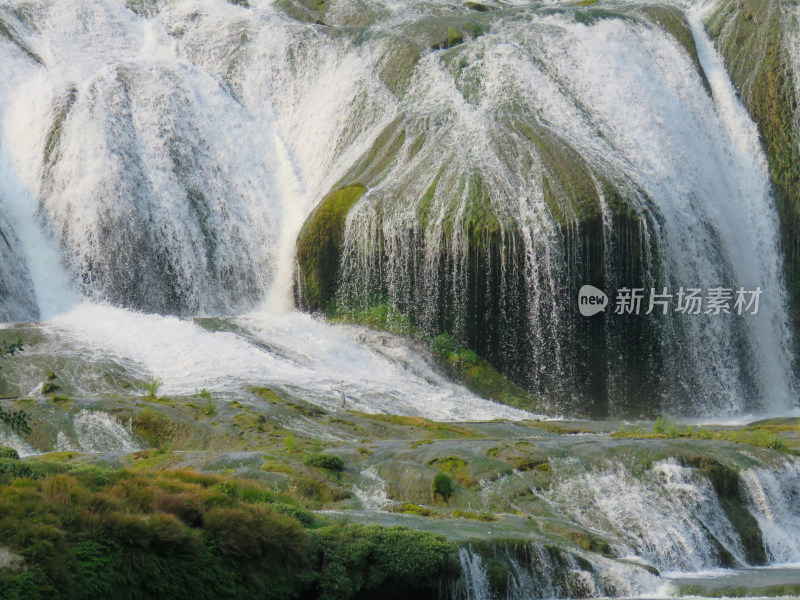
[[446, 26, 463, 48], [427, 456, 477, 489], [40, 382, 58, 395], [542, 522, 611, 555], [350, 413, 478, 438], [253, 387, 328, 418], [389, 503, 442, 518], [275, 0, 327, 24], [451, 509, 495, 522], [295, 184, 367, 311], [677, 584, 800, 598]]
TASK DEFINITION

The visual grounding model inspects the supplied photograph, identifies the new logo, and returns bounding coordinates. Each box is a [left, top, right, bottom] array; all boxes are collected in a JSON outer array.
[[578, 285, 608, 317]]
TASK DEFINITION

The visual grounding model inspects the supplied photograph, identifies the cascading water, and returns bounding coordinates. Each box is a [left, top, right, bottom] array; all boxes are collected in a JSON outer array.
[[540, 457, 749, 572], [739, 459, 800, 564], [0, 1, 797, 417], [452, 541, 660, 600], [451, 454, 800, 599]]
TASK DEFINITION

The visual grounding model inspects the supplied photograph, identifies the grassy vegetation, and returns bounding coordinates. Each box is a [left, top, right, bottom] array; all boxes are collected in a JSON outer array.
[[678, 584, 800, 598], [143, 378, 162, 400], [612, 419, 798, 453], [0, 447, 19, 460], [303, 453, 345, 472], [348, 412, 479, 439], [0, 460, 455, 600]]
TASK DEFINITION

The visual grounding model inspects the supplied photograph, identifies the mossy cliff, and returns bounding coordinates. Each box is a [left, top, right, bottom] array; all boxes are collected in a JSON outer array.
[[295, 185, 366, 312], [707, 0, 800, 335], [295, 112, 659, 416]]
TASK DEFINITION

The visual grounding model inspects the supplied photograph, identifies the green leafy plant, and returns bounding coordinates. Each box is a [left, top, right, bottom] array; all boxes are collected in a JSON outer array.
[[432, 333, 457, 357], [0, 446, 19, 460], [0, 406, 31, 436], [304, 453, 344, 471], [143, 377, 163, 400], [198, 390, 216, 415]]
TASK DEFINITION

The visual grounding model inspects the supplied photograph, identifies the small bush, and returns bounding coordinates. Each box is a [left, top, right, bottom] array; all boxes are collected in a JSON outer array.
[[304, 453, 344, 471], [665, 422, 681, 439], [767, 435, 790, 452], [204, 505, 308, 559], [41, 382, 59, 394], [0, 446, 20, 460], [0, 459, 31, 478], [143, 378, 163, 399], [432, 333, 457, 357], [654, 417, 680, 435], [272, 502, 314, 525], [457, 349, 479, 365], [431, 472, 454, 502]]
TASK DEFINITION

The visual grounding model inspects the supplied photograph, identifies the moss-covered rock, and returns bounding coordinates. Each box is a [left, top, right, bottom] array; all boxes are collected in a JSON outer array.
[[295, 184, 366, 311]]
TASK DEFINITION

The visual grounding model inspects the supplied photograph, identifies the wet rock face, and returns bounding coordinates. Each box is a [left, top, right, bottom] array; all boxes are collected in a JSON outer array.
[[293, 11, 672, 417]]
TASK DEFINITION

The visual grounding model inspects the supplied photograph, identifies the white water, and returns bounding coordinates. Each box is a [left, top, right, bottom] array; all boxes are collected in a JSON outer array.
[[540, 458, 747, 572], [0, 0, 796, 418], [455, 456, 800, 599], [740, 460, 800, 564], [454, 542, 660, 600], [46, 302, 535, 421]]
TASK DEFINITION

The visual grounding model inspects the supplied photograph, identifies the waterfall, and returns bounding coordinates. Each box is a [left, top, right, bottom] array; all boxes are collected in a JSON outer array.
[[540, 457, 749, 572], [739, 459, 800, 564], [452, 456, 800, 599], [456, 546, 492, 600], [453, 542, 660, 600], [0, 0, 797, 417]]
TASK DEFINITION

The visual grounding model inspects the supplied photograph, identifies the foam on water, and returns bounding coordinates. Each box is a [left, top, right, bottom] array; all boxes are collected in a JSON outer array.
[[46, 302, 536, 421]]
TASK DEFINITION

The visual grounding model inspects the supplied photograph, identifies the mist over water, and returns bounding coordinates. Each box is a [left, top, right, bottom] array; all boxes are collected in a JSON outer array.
[[0, 0, 796, 418]]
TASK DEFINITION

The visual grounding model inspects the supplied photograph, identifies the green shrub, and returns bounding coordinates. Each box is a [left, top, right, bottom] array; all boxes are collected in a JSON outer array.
[[310, 523, 453, 600], [304, 453, 345, 471], [457, 349, 479, 365], [0, 406, 31, 435], [431, 472, 454, 502], [0, 458, 31, 478], [0, 446, 20, 460], [272, 502, 314, 525], [432, 333, 457, 357], [204, 505, 308, 559], [665, 422, 681, 439], [143, 378, 163, 399]]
